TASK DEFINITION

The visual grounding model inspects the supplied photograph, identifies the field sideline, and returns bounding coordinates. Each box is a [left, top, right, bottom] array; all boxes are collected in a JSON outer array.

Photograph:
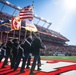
[[0, 56, 76, 75], [40, 56, 76, 61]]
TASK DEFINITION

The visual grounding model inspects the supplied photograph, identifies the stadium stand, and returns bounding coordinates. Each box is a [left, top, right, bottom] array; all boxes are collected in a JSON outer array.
[[0, 11, 76, 56]]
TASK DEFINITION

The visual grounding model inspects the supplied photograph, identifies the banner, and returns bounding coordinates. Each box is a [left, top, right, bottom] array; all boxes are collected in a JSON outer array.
[[0, 20, 11, 31], [12, 17, 21, 30], [25, 20, 38, 32]]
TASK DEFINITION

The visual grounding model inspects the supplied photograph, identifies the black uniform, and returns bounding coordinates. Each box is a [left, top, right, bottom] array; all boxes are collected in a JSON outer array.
[[30, 37, 45, 75], [0, 43, 6, 62], [26, 53, 32, 69], [12, 39, 19, 68], [14, 42, 24, 71], [20, 37, 32, 73], [1, 40, 13, 68]]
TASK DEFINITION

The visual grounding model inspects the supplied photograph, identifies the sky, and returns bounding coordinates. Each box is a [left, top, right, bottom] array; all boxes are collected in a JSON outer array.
[[0, 0, 76, 45]]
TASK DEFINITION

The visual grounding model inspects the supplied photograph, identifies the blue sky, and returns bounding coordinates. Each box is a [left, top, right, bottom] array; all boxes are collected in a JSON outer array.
[[0, 0, 76, 45]]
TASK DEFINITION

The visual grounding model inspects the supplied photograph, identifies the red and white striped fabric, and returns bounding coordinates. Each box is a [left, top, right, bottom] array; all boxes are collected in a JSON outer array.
[[19, 5, 34, 20], [11, 17, 21, 30]]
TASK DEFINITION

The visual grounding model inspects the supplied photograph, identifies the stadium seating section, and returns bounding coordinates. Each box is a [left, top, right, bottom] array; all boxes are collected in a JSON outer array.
[[0, 11, 76, 56]]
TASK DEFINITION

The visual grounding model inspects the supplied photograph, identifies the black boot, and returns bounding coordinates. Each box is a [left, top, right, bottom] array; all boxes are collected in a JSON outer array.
[[29, 72, 35, 75]]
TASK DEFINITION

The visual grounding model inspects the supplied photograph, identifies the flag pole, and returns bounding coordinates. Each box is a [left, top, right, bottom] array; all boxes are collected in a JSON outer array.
[[19, 29, 21, 41], [24, 20, 27, 39], [6, 31, 9, 42], [24, 29, 27, 39], [12, 9, 17, 39], [0, 32, 1, 44], [13, 30, 15, 38], [1, 31, 3, 43]]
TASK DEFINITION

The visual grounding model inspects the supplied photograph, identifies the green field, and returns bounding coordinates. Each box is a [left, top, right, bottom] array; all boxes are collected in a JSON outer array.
[[40, 56, 76, 61]]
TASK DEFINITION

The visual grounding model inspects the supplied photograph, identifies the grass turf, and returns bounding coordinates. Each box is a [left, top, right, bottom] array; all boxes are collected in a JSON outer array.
[[40, 56, 76, 61]]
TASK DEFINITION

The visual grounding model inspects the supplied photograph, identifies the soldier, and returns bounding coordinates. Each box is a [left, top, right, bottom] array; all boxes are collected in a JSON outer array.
[[29, 33, 46, 75], [12, 38, 19, 68], [20, 32, 32, 73], [13, 40, 24, 71], [1, 37, 13, 69], [26, 53, 32, 69], [0, 43, 6, 62]]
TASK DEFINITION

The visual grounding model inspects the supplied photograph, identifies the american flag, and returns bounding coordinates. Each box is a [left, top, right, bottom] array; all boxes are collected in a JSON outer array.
[[19, 5, 34, 20]]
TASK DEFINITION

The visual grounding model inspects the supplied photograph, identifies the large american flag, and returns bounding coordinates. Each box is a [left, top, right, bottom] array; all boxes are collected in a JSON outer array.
[[19, 5, 34, 20]]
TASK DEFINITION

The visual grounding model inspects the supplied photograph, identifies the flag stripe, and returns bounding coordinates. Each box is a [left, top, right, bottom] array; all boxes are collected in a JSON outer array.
[[20, 16, 33, 18], [12, 17, 21, 30], [20, 16, 33, 19], [20, 10, 33, 13], [19, 16, 33, 20], [19, 5, 34, 20], [19, 13, 33, 16]]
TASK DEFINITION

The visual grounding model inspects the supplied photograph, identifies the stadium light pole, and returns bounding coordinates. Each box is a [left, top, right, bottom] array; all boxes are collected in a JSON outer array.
[[6, 1, 11, 4], [40, 22, 46, 31], [46, 20, 52, 29], [17, 6, 21, 10], [47, 24, 51, 29], [12, 9, 16, 16], [36, 19, 40, 25], [40, 17, 46, 27], [0, 4, 5, 11], [41, 17, 44, 20], [42, 22, 46, 27]]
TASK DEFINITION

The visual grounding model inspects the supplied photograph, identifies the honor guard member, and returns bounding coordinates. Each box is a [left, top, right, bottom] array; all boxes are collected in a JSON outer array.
[[29, 33, 46, 75], [13, 41, 24, 71], [12, 38, 19, 68], [0, 43, 6, 62], [1, 37, 13, 69], [20, 33, 32, 73], [26, 53, 32, 69]]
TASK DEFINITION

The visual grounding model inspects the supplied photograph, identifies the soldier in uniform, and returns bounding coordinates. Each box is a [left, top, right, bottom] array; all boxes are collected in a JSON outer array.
[[20, 33, 32, 73], [1, 37, 13, 69], [0, 43, 6, 62], [12, 38, 19, 68], [29, 33, 46, 75], [26, 53, 32, 69], [13, 40, 24, 71]]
